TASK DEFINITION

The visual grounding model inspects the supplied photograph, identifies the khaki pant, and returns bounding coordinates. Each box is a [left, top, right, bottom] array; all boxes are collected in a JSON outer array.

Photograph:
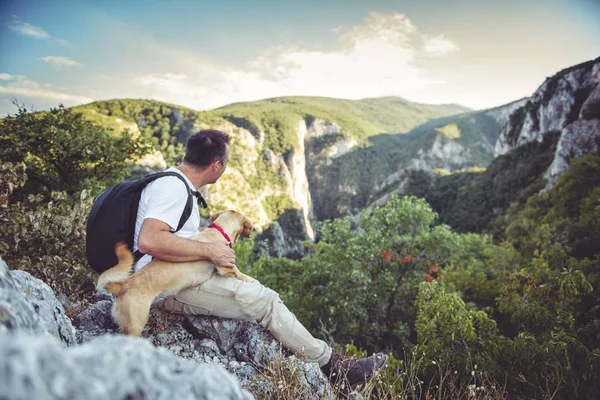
[[161, 275, 332, 367]]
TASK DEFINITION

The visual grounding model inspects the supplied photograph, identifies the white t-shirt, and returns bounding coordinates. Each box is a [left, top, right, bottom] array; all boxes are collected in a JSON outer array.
[[133, 167, 200, 271]]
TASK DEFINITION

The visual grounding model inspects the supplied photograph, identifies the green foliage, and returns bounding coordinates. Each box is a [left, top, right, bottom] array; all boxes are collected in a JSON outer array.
[[415, 282, 502, 380], [263, 195, 294, 221], [506, 154, 600, 259], [435, 123, 461, 139], [216, 96, 469, 153], [494, 155, 600, 397], [75, 99, 214, 165], [0, 103, 153, 301], [246, 153, 286, 191], [250, 196, 513, 356], [0, 105, 151, 198], [0, 163, 96, 300]]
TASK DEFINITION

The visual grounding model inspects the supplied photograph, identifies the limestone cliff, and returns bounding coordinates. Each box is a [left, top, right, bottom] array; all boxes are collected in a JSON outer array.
[[494, 57, 600, 190]]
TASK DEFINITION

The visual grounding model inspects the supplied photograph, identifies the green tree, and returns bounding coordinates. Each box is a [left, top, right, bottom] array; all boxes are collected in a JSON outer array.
[[250, 196, 505, 353], [415, 282, 502, 381], [0, 104, 151, 198]]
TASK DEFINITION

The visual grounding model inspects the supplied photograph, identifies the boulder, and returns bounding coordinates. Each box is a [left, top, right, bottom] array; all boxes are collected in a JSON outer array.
[[0, 257, 76, 346], [0, 332, 252, 400], [74, 292, 331, 398], [1, 257, 333, 399]]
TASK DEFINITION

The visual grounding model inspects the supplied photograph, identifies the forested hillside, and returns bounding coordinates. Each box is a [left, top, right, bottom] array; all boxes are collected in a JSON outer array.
[[71, 95, 497, 257]]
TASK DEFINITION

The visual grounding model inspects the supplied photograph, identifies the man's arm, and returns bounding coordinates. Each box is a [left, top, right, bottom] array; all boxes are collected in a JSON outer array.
[[137, 218, 236, 268]]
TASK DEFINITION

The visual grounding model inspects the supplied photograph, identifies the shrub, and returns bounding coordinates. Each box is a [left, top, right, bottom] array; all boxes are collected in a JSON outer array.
[[0, 104, 151, 199], [0, 163, 96, 301]]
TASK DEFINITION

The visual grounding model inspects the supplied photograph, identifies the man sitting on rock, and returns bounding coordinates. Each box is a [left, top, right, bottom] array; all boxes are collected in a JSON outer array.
[[133, 129, 388, 387]]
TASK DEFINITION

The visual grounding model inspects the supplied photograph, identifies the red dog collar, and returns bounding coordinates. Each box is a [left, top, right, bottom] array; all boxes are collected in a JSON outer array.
[[209, 223, 231, 244]]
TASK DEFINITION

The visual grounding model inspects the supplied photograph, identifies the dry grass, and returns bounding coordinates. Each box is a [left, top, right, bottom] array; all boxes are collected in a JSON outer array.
[[250, 347, 510, 400]]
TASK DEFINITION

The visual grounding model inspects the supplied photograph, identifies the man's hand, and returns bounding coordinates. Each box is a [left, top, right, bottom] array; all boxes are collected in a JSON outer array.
[[206, 242, 236, 269], [138, 218, 236, 266]]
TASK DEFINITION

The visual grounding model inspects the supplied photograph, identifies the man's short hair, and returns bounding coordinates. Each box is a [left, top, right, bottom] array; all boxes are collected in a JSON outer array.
[[184, 129, 230, 168]]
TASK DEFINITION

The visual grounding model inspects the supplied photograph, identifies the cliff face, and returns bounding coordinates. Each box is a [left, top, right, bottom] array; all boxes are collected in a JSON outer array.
[[494, 58, 600, 190]]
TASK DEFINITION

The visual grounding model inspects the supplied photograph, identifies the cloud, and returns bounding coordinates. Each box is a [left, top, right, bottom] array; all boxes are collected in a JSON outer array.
[[40, 56, 82, 69], [0, 75, 91, 105], [0, 73, 14, 81], [9, 18, 50, 39], [3, 12, 462, 113], [422, 35, 459, 56], [9, 16, 69, 45], [132, 12, 456, 110]]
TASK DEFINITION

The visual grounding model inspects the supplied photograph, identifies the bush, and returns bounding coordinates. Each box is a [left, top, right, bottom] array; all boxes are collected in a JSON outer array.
[[0, 104, 152, 301], [0, 163, 96, 300], [0, 104, 151, 198]]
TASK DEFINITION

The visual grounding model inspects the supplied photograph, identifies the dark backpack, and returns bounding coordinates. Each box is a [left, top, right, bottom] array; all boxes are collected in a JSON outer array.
[[85, 171, 207, 273]]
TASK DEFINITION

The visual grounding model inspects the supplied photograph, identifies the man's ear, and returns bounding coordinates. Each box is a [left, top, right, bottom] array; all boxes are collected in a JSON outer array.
[[210, 211, 223, 224], [242, 217, 253, 237]]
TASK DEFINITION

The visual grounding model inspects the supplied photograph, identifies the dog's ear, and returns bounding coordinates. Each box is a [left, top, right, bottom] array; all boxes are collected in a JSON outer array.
[[242, 217, 253, 238], [210, 211, 223, 224]]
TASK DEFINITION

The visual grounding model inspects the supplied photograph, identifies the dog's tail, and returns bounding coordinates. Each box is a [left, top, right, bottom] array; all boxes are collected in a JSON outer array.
[[96, 242, 134, 293]]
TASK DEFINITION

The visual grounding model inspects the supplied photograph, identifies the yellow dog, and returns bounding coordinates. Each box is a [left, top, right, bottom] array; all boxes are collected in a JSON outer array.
[[96, 210, 255, 336]]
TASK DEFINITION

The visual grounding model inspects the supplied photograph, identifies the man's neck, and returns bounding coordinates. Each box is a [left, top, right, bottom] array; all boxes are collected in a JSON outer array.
[[176, 164, 211, 190]]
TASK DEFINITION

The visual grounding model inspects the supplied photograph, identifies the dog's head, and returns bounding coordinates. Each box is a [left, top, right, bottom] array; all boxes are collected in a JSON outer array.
[[210, 210, 253, 243]]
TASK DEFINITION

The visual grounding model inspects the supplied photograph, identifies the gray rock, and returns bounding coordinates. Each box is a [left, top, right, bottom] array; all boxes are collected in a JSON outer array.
[[256, 209, 311, 260], [580, 83, 600, 120], [495, 58, 600, 157], [0, 332, 253, 400], [544, 119, 600, 190], [74, 296, 333, 399], [0, 257, 76, 346]]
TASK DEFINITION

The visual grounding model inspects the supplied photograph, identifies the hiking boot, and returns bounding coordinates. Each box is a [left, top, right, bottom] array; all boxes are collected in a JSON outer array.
[[321, 352, 388, 387]]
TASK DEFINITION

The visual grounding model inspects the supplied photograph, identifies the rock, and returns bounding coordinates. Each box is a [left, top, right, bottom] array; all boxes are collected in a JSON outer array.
[[0, 332, 253, 400], [544, 119, 600, 190], [257, 209, 312, 259], [495, 57, 600, 157], [0, 257, 76, 346], [492, 57, 600, 191], [580, 83, 600, 120], [74, 295, 333, 399]]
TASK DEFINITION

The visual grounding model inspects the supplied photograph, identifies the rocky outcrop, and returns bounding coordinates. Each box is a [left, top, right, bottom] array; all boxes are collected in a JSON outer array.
[[483, 98, 529, 126], [0, 259, 333, 399], [285, 120, 316, 240], [494, 57, 600, 190], [75, 293, 331, 398], [580, 83, 600, 120], [0, 258, 76, 346], [256, 209, 313, 259], [544, 119, 600, 189], [0, 332, 253, 400], [409, 134, 474, 171]]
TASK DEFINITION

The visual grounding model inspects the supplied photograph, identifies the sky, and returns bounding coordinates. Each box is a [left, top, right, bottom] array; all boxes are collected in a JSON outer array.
[[0, 0, 599, 116]]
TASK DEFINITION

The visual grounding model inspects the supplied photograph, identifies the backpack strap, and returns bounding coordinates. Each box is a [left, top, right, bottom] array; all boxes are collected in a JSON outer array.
[[131, 171, 208, 262]]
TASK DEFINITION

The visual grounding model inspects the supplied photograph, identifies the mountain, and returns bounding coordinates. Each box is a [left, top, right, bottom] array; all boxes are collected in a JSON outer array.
[[495, 57, 600, 191], [424, 56, 600, 234], [308, 102, 524, 220], [72, 96, 480, 257]]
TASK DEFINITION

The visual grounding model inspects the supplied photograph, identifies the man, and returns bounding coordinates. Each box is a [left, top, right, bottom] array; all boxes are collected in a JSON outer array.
[[134, 129, 388, 387]]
